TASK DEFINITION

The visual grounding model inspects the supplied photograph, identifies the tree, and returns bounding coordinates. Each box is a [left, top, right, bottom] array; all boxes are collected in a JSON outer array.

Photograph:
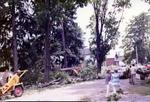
[[0, 0, 35, 71], [144, 0, 150, 4], [0, 1, 11, 66], [12, 0, 18, 72], [55, 0, 87, 68], [43, 0, 51, 82], [88, 0, 130, 72], [122, 12, 150, 64], [0, 0, 87, 83], [33, 0, 88, 82]]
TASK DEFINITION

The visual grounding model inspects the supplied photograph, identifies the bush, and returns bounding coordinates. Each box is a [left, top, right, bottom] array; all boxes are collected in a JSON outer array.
[[50, 71, 72, 85], [22, 68, 43, 85], [78, 66, 98, 81]]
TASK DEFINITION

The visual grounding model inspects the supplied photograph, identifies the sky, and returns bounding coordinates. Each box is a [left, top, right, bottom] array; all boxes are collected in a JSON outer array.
[[76, 0, 150, 58]]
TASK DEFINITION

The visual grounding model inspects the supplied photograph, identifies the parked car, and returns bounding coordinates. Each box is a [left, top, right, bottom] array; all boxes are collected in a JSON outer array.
[[136, 64, 150, 80]]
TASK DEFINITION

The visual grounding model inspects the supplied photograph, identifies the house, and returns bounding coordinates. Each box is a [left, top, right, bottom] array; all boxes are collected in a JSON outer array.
[[103, 55, 125, 66], [80, 47, 125, 67], [104, 58, 118, 66]]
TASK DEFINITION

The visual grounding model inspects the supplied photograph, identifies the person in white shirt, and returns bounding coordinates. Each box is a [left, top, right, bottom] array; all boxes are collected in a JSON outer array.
[[130, 64, 137, 85]]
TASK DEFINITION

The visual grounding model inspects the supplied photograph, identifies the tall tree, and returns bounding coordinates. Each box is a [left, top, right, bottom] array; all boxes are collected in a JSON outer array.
[[12, 0, 18, 71], [0, 1, 11, 66], [33, 0, 52, 82], [56, 0, 87, 68], [0, 0, 38, 70], [122, 12, 150, 64], [0, 0, 87, 83], [89, 0, 130, 72], [34, 0, 88, 81], [61, 18, 67, 68], [43, 0, 51, 82]]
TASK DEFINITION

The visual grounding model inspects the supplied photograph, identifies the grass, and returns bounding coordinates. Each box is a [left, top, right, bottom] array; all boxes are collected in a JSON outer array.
[[128, 82, 150, 95]]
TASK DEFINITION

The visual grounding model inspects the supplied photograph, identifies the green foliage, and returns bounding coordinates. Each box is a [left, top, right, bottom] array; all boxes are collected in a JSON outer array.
[[144, 0, 150, 4], [22, 67, 43, 85], [0, 0, 87, 83], [114, 0, 131, 8], [79, 66, 98, 81], [54, 71, 69, 80], [107, 94, 121, 101], [122, 12, 150, 64], [0, 0, 37, 68], [88, 0, 131, 72], [49, 71, 72, 84], [33, 0, 86, 68]]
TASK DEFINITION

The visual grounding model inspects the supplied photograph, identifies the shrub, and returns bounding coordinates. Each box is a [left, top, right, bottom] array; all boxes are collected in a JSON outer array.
[[78, 66, 98, 81], [22, 68, 43, 85], [50, 71, 72, 85]]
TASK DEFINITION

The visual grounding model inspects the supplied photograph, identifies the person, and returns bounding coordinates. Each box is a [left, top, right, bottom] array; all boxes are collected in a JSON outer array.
[[128, 65, 132, 83], [105, 70, 111, 97], [1, 69, 13, 85], [110, 70, 120, 95], [130, 64, 137, 85]]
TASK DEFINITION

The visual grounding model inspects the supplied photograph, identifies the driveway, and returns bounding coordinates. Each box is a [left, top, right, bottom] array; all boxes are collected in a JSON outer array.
[[6, 79, 150, 101]]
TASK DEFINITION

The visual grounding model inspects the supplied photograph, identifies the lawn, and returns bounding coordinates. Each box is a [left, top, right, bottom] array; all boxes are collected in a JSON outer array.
[[128, 80, 150, 95]]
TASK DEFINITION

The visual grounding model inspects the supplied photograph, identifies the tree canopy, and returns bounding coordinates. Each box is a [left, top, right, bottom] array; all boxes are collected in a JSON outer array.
[[122, 12, 150, 64], [0, 0, 88, 82], [88, 0, 131, 72]]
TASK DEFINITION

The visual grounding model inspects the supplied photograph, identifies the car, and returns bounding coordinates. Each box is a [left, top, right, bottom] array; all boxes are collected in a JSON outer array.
[[136, 64, 150, 80], [144, 64, 150, 71]]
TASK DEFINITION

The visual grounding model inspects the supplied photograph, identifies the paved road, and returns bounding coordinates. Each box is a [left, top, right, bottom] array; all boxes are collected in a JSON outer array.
[[6, 79, 150, 101]]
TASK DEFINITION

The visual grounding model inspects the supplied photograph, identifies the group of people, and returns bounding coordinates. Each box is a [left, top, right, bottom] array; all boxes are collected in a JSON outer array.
[[105, 64, 137, 97]]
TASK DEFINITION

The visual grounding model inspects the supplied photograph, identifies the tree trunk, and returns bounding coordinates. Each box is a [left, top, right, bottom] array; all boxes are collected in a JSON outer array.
[[44, 30, 50, 82], [12, 0, 18, 72], [44, 0, 50, 82], [61, 19, 67, 68], [95, 13, 101, 73]]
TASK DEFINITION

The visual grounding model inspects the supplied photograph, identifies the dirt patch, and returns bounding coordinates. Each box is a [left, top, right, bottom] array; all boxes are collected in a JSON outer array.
[[80, 96, 92, 102], [6, 79, 150, 101]]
